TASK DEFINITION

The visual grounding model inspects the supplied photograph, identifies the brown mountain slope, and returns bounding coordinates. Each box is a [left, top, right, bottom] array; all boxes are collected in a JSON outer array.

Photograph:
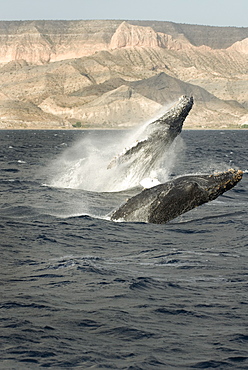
[[129, 20, 248, 49], [39, 71, 247, 129], [0, 20, 247, 129]]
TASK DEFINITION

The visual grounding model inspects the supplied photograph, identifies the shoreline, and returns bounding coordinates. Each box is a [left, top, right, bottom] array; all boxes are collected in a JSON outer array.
[[0, 126, 247, 131]]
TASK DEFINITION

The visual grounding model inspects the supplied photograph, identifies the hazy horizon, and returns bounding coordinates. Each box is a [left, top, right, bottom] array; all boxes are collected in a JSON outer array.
[[0, 0, 247, 28]]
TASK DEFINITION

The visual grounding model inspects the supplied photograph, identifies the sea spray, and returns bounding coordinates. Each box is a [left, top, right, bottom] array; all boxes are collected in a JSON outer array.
[[49, 129, 184, 192], [48, 97, 192, 192]]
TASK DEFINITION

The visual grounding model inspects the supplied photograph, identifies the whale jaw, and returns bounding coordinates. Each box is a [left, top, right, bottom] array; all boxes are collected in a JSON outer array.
[[110, 169, 243, 224]]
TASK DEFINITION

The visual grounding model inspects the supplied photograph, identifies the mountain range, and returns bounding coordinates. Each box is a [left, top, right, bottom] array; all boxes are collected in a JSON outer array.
[[0, 20, 247, 129]]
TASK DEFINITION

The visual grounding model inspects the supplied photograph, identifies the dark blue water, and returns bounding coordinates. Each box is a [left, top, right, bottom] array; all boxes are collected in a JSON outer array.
[[0, 130, 248, 369]]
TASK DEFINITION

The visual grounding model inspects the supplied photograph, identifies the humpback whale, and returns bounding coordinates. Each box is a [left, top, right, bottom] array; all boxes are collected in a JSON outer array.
[[107, 95, 193, 186], [110, 169, 243, 224]]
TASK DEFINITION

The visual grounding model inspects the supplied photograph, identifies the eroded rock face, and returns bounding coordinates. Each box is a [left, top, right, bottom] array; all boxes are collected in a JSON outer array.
[[110, 21, 192, 51], [0, 99, 66, 129], [0, 20, 247, 129], [0, 20, 121, 64], [39, 85, 162, 127], [227, 38, 248, 54], [110, 22, 162, 49]]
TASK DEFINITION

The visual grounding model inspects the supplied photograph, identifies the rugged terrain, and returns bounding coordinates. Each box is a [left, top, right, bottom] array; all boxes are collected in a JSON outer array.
[[0, 20, 247, 129]]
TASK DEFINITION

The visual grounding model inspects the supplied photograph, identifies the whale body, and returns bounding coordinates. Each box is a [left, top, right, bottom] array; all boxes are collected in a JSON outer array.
[[107, 95, 194, 186], [110, 169, 243, 224]]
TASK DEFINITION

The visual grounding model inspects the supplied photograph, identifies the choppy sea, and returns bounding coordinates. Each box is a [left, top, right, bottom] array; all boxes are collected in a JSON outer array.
[[0, 129, 248, 369]]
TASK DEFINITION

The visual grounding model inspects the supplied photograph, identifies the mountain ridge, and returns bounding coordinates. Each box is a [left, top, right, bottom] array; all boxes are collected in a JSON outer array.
[[0, 19, 247, 129]]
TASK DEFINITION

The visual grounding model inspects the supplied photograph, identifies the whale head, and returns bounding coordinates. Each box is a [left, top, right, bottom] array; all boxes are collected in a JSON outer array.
[[107, 95, 194, 177], [200, 168, 243, 200], [150, 95, 194, 136]]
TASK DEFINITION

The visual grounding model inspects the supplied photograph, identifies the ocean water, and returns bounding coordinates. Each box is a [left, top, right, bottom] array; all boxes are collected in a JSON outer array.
[[0, 129, 247, 369]]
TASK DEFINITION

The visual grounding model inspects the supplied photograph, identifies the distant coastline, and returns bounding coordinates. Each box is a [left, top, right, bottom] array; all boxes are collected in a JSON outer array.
[[0, 125, 247, 131], [0, 20, 247, 130]]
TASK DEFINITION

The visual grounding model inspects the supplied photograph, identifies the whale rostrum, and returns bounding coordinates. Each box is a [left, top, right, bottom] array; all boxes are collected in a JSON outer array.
[[110, 169, 243, 224]]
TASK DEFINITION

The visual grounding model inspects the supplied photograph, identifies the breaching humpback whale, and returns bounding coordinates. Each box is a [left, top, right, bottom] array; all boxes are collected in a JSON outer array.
[[110, 169, 243, 224], [107, 95, 194, 184]]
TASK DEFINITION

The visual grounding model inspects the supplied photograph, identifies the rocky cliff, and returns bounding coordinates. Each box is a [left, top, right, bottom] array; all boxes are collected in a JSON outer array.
[[0, 19, 247, 129]]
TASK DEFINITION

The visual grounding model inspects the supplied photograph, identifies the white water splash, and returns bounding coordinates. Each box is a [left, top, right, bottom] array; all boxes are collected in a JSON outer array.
[[49, 103, 184, 192], [49, 134, 184, 193]]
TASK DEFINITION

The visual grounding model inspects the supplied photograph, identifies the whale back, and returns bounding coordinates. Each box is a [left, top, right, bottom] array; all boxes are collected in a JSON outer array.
[[111, 170, 243, 224]]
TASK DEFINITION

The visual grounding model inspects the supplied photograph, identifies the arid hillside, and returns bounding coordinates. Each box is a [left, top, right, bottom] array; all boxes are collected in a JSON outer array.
[[0, 20, 247, 129]]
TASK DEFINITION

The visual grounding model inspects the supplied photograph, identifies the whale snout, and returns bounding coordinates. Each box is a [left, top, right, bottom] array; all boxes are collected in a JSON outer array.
[[207, 169, 243, 199], [211, 168, 243, 184]]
